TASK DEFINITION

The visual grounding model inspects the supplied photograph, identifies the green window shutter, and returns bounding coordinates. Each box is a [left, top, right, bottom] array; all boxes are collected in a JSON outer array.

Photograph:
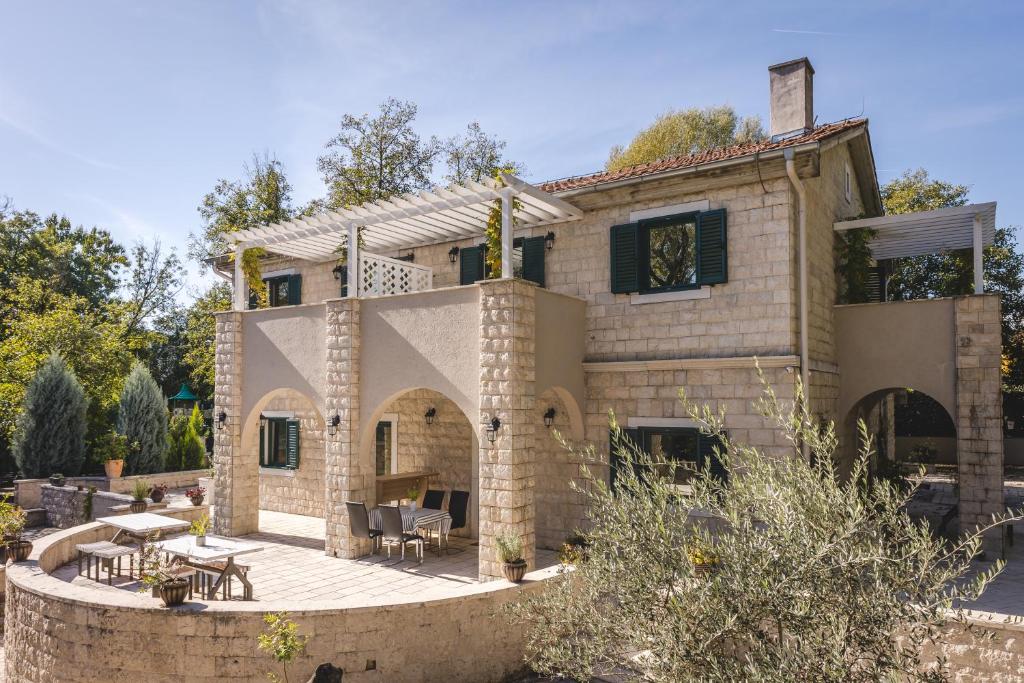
[[286, 419, 300, 469], [522, 235, 546, 287], [339, 264, 348, 298], [697, 209, 727, 285], [610, 223, 639, 293], [259, 424, 265, 466], [460, 245, 485, 285], [698, 431, 728, 484], [287, 274, 302, 305]]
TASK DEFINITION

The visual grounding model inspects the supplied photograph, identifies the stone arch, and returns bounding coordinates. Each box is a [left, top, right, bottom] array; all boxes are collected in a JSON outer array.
[[534, 387, 591, 551]]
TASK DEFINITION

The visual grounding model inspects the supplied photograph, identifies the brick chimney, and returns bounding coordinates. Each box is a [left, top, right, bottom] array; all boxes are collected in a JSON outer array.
[[768, 57, 814, 140]]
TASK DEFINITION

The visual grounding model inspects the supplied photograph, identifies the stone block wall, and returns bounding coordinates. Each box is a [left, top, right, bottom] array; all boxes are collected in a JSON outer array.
[[478, 279, 537, 580], [534, 390, 590, 550], [258, 393, 326, 517], [954, 294, 1005, 550]]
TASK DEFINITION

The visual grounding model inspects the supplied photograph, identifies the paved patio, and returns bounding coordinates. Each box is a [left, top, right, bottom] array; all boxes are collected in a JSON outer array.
[[50, 509, 559, 605]]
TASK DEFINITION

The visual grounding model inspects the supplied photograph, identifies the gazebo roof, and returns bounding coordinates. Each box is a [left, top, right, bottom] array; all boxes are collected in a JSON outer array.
[[833, 202, 997, 260], [169, 384, 198, 402]]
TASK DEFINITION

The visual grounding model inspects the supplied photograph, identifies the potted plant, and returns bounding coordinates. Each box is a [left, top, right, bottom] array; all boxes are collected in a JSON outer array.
[[186, 486, 206, 506], [189, 514, 210, 547], [139, 541, 189, 607], [406, 486, 420, 512], [99, 431, 128, 478], [149, 484, 168, 503], [496, 531, 527, 582], [686, 540, 720, 578], [49, 473, 65, 488], [559, 532, 591, 565], [130, 480, 150, 513], [0, 496, 32, 562]]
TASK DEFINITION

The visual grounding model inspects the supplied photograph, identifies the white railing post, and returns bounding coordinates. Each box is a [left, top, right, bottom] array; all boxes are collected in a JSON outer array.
[[347, 223, 359, 297], [501, 188, 513, 278], [233, 244, 247, 311], [973, 213, 984, 294]]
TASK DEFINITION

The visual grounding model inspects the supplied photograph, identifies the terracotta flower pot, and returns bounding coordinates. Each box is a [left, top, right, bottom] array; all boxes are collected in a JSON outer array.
[[129, 500, 148, 514], [502, 559, 528, 582], [104, 459, 125, 478], [8, 540, 33, 562], [158, 578, 190, 607]]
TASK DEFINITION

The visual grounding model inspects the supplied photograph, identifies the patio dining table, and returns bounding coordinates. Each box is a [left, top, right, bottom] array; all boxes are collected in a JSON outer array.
[[369, 506, 452, 556], [97, 512, 191, 546], [153, 535, 264, 600]]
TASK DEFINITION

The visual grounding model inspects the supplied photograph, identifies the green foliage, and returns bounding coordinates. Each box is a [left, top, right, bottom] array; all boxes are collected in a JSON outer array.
[[182, 283, 231, 401], [117, 364, 168, 475], [13, 354, 88, 477], [167, 405, 206, 472], [834, 226, 878, 303], [495, 531, 524, 564], [131, 479, 151, 501], [882, 168, 969, 215], [82, 486, 96, 521], [483, 169, 523, 279], [442, 121, 524, 185], [507, 373, 1019, 682], [189, 514, 210, 537], [0, 495, 27, 540], [258, 612, 308, 683], [607, 105, 765, 172]]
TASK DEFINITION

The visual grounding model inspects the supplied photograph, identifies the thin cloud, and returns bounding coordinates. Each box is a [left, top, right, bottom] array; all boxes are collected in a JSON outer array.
[[772, 28, 845, 36], [0, 107, 120, 171]]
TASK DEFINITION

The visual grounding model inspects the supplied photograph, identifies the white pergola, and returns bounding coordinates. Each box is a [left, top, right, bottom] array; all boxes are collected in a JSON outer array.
[[834, 202, 997, 294], [227, 174, 582, 309]]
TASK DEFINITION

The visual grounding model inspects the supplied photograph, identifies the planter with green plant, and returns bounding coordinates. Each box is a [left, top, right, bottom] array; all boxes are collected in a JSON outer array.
[[406, 486, 420, 511], [99, 431, 128, 478], [0, 496, 32, 562], [49, 473, 65, 488], [190, 513, 210, 547], [496, 531, 527, 582], [130, 480, 150, 513], [139, 541, 190, 607]]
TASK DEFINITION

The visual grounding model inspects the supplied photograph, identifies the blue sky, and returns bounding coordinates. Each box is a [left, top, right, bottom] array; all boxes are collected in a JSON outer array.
[[2, 1, 1022, 298]]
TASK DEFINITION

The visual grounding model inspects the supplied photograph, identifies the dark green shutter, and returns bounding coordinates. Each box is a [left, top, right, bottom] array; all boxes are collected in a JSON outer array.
[[522, 236, 546, 287], [286, 419, 300, 469], [259, 424, 265, 466], [460, 245, 485, 285], [339, 265, 348, 298], [610, 223, 639, 293], [287, 274, 302, 305], [248, 288, 258, 310], [697, 209, 727, 285], [698, 431, 728, 484]]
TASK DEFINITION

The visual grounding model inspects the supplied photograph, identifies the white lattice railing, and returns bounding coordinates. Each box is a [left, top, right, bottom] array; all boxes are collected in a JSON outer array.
[[358, 252, 433, 298]]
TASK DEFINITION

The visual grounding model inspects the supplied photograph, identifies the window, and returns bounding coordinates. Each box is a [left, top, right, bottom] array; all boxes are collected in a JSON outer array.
[[459, 236, 545, 286], [610, 426, 726, 489], [610, 209, 727, 294], [375, 415, 398, 476], [249, 273, 302, 309], [260, 417, 300, 469], [844, 163, 853, 203]]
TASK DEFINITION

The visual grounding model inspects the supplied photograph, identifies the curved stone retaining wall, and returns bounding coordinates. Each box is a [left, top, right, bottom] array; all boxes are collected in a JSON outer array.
[[4, 512, 553, 683]]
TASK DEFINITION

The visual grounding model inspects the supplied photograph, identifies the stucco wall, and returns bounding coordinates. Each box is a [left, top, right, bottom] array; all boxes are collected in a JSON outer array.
[[535, 390, 591, 550]]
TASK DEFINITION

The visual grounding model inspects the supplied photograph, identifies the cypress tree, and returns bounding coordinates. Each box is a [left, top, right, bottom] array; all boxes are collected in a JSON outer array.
[[13, 353, 88, 477], [117, 363, 168, 474], [166, 404, 206, 472]]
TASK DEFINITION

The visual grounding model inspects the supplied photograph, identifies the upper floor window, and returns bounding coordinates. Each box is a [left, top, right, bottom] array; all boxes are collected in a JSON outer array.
[[610, 209, 727, 295], [459, 235, 546, 287], [249, 273, 302, 308], [845, 163, 853, 203]]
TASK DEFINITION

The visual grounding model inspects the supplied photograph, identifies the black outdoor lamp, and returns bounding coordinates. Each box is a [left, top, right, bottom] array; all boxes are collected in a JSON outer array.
[[332, 264, 345, 280], [216, 410, 227, 431], [448, 246, 460, 263], [328, 414, 341, 436], [543, 407, 556, 428], [486, 416, 501, 444], [544, 231, 556, 250], [424, 407, 437, 425], [259, 413, 268, 429]]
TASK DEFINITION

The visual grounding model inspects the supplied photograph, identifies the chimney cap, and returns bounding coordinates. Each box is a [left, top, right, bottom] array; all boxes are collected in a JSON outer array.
[[768, 56, 815, 75]]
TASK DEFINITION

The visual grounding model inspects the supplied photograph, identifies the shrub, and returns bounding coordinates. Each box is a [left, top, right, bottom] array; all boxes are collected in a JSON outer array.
[[507, 373, 1020, 682], [117, 363, 167, 474], [495, 531, 524, 563], [166, 404, 206, 472], [258, 612, 308, 683], [13, 353, 88, 477]]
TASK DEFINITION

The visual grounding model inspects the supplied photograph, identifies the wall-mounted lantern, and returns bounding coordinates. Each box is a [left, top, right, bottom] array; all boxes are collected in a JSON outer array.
[[328, 414, 341, 436], [216, 410, 227, 431], [544, 231, 556, 250], [486, 416, 501, 444], [448, 246, 460, 263], [543, 407, 556, 428], [332, 264, 345, 280], [424, 407, 437, 425], [259, 413, 268, 429]]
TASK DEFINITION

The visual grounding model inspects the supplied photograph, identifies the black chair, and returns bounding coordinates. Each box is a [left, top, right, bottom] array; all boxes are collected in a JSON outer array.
[[345, 501, 382, 554], [380, 505, 423, 563], [423, 489, 445, 510], [444, 490, 471, 553]]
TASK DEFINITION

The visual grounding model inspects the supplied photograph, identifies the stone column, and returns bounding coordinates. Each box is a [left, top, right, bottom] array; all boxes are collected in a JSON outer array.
[[324, 298, 369, 558], [954, 294, 1005, 555], [213, 311, 258, 536], [478, 278, 537, 580]]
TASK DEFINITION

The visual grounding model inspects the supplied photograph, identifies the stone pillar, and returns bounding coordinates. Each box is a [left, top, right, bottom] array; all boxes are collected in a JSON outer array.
[[478, 279, 537, 580], [213, 311, 258, 536], [324, 298, 369, 558], [954, 294, 1005, 554]]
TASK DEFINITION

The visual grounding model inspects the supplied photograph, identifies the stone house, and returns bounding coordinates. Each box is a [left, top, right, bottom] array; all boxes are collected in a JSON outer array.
[[211, 57, 1005, 579]]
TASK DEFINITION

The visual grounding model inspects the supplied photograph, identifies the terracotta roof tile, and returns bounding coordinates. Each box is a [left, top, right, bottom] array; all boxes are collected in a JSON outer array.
[[538, 119, 866, 193]]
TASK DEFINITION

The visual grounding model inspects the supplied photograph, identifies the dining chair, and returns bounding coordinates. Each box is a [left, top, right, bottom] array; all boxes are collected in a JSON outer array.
[[380, 505, 423, 563], [346, 501, 382, 554], [422, 489, 445, 510], [444, 489, 471, 554]]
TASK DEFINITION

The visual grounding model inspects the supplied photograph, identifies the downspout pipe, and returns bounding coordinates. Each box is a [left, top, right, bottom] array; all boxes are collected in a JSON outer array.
[[784, 148, 811, 460]]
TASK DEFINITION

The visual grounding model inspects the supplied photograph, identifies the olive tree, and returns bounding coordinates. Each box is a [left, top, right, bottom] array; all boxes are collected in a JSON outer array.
[[117, 363, 167, 474], [12, 353, 87, 477], [508, 373, 1017, 682]]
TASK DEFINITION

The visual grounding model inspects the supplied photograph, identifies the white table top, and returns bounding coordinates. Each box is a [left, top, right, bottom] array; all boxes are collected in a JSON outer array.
[[153, 535, 265, 562], [96, 512, 191, 535]]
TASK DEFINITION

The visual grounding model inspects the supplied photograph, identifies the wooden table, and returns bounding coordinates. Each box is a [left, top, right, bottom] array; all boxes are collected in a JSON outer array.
[[375, 471, 438, 505], [154, 535, 264, 600], [97, 512, 190, 545]]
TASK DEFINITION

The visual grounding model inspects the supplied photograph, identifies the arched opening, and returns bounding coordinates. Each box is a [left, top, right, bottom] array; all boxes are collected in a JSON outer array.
[[359, 387, 479, 540], [534, 387, 588, 551], [843, 387, 959, 538]]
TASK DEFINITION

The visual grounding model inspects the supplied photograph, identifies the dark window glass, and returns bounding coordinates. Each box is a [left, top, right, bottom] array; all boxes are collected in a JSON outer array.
[[641, 428, 700, 485], [263, 418, 289, 467], [644, 216, 697, 291], [268, 277, 290, 307], [375, 421, 393, 476]]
